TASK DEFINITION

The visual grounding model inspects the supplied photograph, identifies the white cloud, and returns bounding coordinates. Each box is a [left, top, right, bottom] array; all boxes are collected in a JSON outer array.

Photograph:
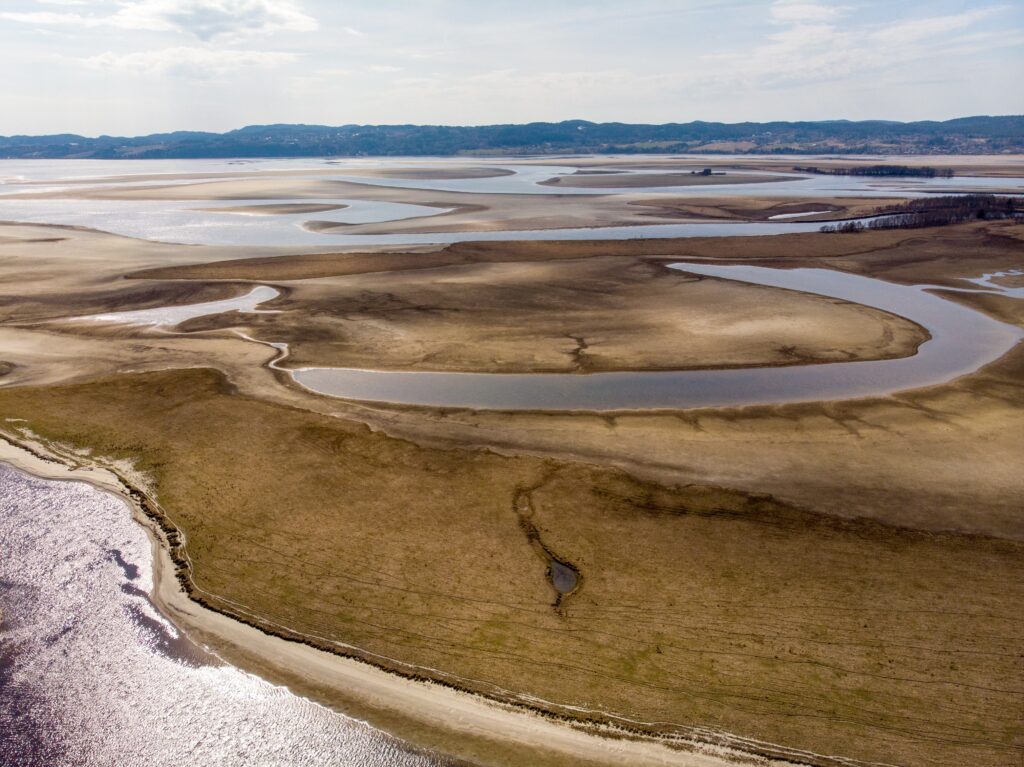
[[0, 10, 97, 25], [114, 0, 317, 40], [81, 46, 298, 77], [689, 2, 1012, 93], [872, 8, 1003, 44], [316, 67, 354, 77], [770, 1, 844, 23], [3, 0, 317, 40]]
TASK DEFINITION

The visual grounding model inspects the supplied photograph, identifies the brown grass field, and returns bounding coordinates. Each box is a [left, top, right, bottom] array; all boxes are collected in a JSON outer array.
[[1, 368, 1021, 767]]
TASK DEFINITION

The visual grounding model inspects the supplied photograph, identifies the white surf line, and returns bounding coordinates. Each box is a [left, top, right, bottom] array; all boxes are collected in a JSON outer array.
[[4, 422, 801, 767], [72, 286, 281, 327], [0, 437, 447, 767]]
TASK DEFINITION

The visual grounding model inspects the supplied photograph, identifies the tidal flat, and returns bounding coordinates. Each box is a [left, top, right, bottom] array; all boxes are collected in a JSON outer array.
[[1, 157, 1023, 767]]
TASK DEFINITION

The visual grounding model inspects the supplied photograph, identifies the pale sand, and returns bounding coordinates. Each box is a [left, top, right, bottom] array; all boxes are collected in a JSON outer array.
[[6, 177, 714, 234], [338, 167, 516, 180], [539, 172, 799, 188], [195, 202, 349, 215], [18, 165, 513, 187], [0, 436, 795, 767]]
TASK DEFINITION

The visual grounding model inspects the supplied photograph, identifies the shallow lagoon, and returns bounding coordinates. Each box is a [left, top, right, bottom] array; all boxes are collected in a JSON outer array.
[[3, 157, 1022, 247]]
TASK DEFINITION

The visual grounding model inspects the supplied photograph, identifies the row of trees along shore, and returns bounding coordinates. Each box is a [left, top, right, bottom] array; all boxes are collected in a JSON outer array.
[[820, 195, 1024, 232], [794, 164, 954, 178]]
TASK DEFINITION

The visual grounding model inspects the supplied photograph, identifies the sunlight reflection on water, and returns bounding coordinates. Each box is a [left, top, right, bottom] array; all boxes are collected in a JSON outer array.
[[0, 463, 448, 767]]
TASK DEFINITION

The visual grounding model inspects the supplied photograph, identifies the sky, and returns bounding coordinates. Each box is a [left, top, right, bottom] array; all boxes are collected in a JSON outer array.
[[1, 0, 1022, 136]]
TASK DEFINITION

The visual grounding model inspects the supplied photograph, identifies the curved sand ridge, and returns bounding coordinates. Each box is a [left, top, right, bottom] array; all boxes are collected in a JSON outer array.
[[77, 263, 1022, 411], [286, 263, 1022, 409]]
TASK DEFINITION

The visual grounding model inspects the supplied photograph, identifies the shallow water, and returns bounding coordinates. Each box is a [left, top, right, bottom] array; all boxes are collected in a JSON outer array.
[[317, 162, 1024, 199], [80, 286, 281, 326], [74, 259, 1018, 411], [0, 196, 451, 247], [962, 268, 1024, 298], [0, 188, 849, 245], [3, 157, 1022, 247], [549, 560, 578, 594], [291, 264, 1023, 410], [0, 463, 448, 767]]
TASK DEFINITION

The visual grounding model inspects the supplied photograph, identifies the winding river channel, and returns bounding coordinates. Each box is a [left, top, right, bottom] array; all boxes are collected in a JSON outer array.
[[291, 264, 1024, 409]]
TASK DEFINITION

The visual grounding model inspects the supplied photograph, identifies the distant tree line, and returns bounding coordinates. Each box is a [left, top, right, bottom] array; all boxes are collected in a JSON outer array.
[[794, 164, 954, 178], [1, 116, 1023, 159], [820, 195, 1023, 232]]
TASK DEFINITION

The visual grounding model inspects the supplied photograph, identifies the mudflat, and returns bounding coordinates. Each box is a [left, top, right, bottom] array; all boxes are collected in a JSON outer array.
[[539, 172, 799, 188], [628, 195, 905, 221], [1, 211, 1022, 766], [172, 256, 927, 373], [196, 202, 349, 215]]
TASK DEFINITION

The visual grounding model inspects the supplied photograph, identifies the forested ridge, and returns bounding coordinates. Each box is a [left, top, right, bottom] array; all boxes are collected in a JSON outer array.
[[2, 116, 1022, 159]]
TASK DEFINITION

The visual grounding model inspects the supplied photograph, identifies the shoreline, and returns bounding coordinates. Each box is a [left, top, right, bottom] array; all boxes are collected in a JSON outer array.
[[0, 433, 818, 767]]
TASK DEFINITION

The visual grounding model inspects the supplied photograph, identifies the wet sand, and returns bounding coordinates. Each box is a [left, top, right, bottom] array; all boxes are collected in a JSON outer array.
[[524, 153, 1024, 178], [197, 202, 349, 215], [628, 195, 904, 222], [339, 167, 516, 180], [167, 257, 927, 374], [3, 362, 1021, 767], [540, 172, 799, 188]]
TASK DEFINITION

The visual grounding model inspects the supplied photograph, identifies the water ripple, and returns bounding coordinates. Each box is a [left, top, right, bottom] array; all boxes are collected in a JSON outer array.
[[0, 463, 449, 767]]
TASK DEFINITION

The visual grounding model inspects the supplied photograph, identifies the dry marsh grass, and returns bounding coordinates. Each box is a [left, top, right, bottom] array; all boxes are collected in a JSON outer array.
[[1, 368, 1021, 767]]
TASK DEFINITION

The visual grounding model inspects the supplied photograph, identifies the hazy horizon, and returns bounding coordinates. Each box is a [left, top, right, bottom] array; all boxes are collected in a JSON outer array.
[[2, 0, 1022, 136]]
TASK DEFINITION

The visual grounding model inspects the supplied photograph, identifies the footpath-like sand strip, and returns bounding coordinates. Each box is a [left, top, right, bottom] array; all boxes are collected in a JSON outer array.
[[539, 172, 800, 188], [0, 436, 804, 767]]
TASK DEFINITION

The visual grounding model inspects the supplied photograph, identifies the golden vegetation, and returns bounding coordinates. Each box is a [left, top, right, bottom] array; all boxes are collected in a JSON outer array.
[[1, 368, 1021, 767]]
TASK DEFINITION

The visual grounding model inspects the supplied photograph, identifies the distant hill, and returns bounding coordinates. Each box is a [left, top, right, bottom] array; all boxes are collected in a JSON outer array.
[[1, 117, 1021, 159]]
